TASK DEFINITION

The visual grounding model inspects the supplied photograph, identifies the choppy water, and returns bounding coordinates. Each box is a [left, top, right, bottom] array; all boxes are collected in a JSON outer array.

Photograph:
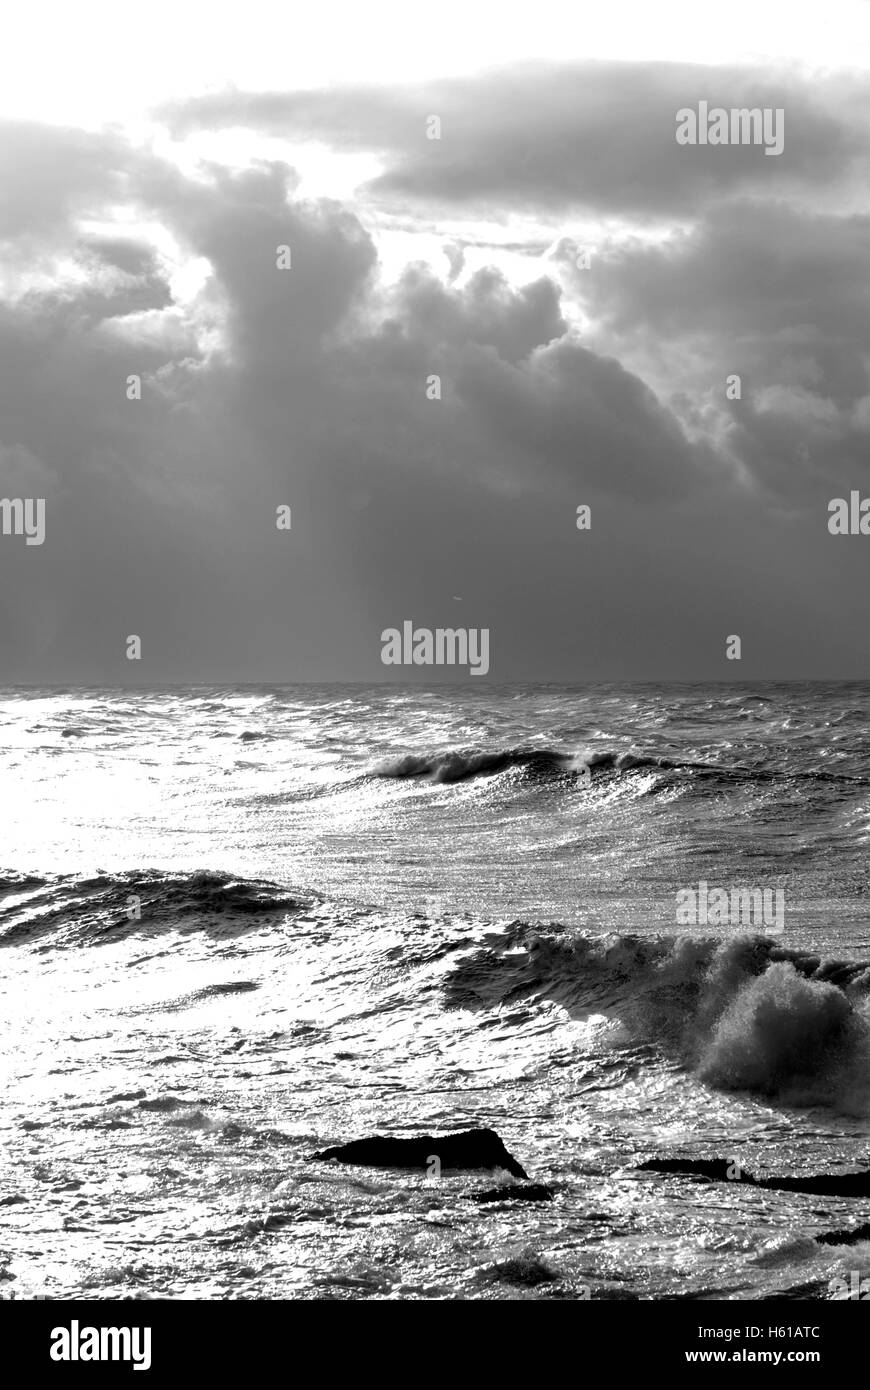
[[2, 682, 870, 1300]]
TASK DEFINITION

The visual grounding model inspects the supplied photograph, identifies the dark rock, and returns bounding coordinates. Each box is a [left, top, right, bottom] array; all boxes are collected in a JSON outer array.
[[639, 1157, 870, 1198], [816, 1222, 870, 1247], [758, 1172, 870, 1198], [311, 1127, 530, 1179], [481, 1254, 558, 1287]]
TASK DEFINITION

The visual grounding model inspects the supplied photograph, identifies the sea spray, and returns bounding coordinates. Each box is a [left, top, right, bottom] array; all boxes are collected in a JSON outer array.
[[698, 961, 865, 1101]]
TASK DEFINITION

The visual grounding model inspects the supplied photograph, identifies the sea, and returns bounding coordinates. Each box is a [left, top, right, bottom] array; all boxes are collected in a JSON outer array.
[[2, 681, 869, 1301]]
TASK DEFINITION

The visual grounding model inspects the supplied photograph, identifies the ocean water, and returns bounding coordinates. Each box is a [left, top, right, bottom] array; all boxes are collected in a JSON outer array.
[[2, 681, 870, 1301]]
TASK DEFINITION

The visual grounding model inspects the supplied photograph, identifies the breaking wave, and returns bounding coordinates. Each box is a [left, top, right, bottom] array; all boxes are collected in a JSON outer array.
[[366, 745, 868, 790], [442, 927, 870, 1111], [5, 862, 870, 1112], [367, 746, 719, 785]]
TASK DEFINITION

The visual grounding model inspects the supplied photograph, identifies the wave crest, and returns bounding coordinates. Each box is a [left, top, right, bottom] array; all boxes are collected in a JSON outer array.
[[442, 927, 870, 1110], [0, 869, 304, 948]]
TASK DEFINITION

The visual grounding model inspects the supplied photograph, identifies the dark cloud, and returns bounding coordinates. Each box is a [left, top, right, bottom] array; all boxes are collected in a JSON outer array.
[[565, 201, 870, 500], [0, 90, 868, 681], [167, 64, 869, 217]]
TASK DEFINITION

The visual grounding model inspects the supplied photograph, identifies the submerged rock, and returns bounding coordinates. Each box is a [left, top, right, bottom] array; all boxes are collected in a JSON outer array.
[[640, 1158, 755, 1184]]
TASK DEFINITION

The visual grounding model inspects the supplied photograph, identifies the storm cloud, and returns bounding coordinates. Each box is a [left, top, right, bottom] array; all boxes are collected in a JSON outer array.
[[1, 50, 869, 682]]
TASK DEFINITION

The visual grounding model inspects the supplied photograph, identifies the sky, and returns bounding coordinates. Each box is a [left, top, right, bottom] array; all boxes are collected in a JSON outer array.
[[1, 0, 870, 681]]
